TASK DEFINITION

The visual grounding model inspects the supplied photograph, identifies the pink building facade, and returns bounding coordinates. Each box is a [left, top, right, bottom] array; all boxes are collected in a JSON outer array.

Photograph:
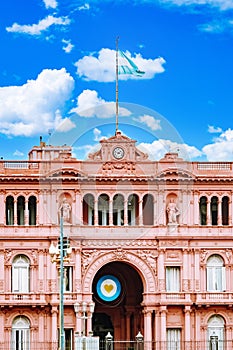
[[1, 131, 233, 349]]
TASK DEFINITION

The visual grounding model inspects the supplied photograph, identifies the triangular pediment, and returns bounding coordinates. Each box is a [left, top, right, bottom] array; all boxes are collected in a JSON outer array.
[[88, 131, 148, 162]]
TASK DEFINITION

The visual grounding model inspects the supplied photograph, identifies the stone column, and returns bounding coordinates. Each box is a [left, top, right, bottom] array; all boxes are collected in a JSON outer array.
[[193, 191, 199, 225], [153, 194, 158, 226], [158, 249, 165, 291], [230, 191, 233, 225], [182, 249, 189, 291], [143, 309, 152, 344], [38, 190, 44, 225], [51, 307, 58, 343], [14, 198, 17, 225], [184, 306, 191, 343], [109, 197, 113, 226], [75, 191, 82, 225], [218, 197, 221, 225], [51, 190, 57, 225], [0, 191, 5, 224], [124, 199, 128, 226], [25, 198, 29, 226], [139, 198, 143, 226], [94, 199, 98, 226], [38, 310, 45, 342], [38, 249, 44, 292], [194, 249, 200, 291], [207, 199, 211, 225], [160, 306, 167, 349], [181, 190, 187, 225], [0, 250, 4, 294]]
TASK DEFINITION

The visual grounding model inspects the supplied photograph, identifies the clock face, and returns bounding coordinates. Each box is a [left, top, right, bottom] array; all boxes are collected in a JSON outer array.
[[113, 147, 124, 159]]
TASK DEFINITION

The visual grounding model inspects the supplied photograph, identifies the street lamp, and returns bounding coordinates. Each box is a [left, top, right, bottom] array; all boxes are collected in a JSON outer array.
[[74, 301, 95, 336], [49, 207, 72, 350]]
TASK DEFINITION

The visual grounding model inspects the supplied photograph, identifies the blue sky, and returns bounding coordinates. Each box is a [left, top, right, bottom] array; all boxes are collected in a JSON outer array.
[[0, 0, 233, 161]]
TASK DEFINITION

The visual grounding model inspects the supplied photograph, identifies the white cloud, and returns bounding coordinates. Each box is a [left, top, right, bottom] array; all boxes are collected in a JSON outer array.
[[208, 125, 222, 133], [75, 48, 166, 82], [135, 115, 162, 131], [78, 3, 90, 10], [138, 139, 203, 160], [6, 15, 70, 36], [73, 143, 101, 160], [14, 150, 24, 157], [0, 68, 74, 137], [43, 0, 58, 9], [62, 39, 74, 53], [202, 128, 233, 160], [159, 0, 233, 10], [55, 117, 76, 133], [70, 89, 131, 118], [198, 18, 233, 33], [93, 128, 102, 141]]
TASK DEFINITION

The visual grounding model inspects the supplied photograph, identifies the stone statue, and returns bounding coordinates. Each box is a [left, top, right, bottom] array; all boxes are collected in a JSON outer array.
[[167, 199, 180, 224], [59, 198, 71, 223]]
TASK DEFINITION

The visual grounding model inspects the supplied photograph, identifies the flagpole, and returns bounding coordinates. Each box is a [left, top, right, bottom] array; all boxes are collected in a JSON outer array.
[[115, 36, 119, 135]]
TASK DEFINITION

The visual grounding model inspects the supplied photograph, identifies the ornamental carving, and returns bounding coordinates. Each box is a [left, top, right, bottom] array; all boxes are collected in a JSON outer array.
[[200, 249, 208, 263], [226, 249, 232, 263], [166, 251, 180, 260], [82, 239, 157, 247], [138, 250, 157, 275], [4, 249, 12, 264], [82, 249, 101, 271], [112, 248, 127, 260], [102, 162, 136, 175]]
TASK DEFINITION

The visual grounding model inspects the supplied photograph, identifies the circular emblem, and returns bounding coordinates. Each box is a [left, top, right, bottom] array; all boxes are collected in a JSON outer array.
[[113, 147, 124, 159], [96, 275, 121, 302]]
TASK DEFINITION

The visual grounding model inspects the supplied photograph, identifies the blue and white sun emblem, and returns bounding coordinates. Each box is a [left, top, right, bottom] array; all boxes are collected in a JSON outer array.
[[96, 275, 121, 302]]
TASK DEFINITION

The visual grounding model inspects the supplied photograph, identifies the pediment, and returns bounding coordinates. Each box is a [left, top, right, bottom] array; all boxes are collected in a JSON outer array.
[[88, 131, 148, 162], [156, 168, 195, 180], [46, 168, 86, 179]]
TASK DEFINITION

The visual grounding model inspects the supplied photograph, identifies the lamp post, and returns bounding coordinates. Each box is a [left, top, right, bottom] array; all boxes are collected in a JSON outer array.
[[74, 301, 95, 336], [49, 207, 72, 350]]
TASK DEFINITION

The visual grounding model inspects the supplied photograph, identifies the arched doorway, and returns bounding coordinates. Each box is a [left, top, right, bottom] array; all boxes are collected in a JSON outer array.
[[92, 262, 143, 341]]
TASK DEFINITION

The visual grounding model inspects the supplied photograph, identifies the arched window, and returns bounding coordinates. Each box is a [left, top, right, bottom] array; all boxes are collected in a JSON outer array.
[[222, 196, 229, 226], [206, 255, 225, 292], [12, 255, 30, 293], [207, 315, 225, 350], [83, 194, 94, 225], [211, 196, 218, 225], [28, 196, 36, 226], [98, 194, 109, 226], [200, 196, 207, 225], [6, 195, 14, 225], [143, 194, 154, 225], [128, 194, 139, 226], [11, 316, 30, 350], [113, 194, 124, 226], [17, 196, 25, 226]]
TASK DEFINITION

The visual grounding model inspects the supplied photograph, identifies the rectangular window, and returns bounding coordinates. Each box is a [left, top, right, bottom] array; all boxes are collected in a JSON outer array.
[[166, 267, 180, 292], [12, 266, 29, 293], [65, 329, 73, 350], [64, 266, 73, 292], [167, 329, 181, 350], [207, 267, 226, 291]]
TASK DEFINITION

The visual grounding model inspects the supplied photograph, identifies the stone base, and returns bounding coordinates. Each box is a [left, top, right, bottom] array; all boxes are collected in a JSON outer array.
[[167, 223, 178, 233]]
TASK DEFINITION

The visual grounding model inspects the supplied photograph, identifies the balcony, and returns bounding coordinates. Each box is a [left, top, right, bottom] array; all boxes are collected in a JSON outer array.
[[196, 292, 233, 305], [0, 292, 47, 306]]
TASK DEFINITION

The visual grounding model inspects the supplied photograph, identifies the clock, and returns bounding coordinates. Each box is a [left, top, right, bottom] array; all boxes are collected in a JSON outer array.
[[113, 147, 125, 159]]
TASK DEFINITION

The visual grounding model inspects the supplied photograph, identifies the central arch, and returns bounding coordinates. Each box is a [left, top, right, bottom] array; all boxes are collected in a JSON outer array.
[[83, 250, 156, 294], [82, 250, 157, 341], [92, 261, 143, 341]]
